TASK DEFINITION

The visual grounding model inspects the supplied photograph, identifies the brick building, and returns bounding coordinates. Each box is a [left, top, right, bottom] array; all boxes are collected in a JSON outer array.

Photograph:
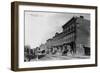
[[45, 16, 90, 56]]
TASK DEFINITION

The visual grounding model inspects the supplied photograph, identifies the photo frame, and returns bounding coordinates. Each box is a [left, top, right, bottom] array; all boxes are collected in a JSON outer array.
[[11, 1, 98, 71]]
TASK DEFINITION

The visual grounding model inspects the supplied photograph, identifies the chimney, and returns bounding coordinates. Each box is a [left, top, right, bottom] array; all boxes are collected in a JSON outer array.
[[80, 16, 84, 19]]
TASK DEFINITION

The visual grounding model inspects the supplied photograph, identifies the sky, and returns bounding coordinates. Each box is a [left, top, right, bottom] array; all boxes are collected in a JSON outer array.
[[25, 11, 90, 48]]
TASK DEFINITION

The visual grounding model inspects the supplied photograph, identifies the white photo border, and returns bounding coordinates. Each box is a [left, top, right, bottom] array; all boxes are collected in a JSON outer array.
[[18, 4, 96, 68]]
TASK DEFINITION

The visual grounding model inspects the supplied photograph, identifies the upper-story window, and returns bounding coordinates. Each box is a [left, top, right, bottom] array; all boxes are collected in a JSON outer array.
[[68, 27, 70, 33], [76, 23, 80, 28]]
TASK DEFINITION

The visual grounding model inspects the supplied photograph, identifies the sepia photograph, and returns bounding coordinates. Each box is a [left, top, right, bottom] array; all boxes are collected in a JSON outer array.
[[24, 11, 90, 62]]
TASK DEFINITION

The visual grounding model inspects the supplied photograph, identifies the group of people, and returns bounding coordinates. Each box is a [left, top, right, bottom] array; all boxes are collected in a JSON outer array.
[[48, 44, 74, 56], [24, 44, 74, 61]]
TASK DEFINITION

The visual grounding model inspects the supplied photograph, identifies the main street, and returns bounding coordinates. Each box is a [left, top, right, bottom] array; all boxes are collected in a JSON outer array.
[[30, 55, 90, 61]]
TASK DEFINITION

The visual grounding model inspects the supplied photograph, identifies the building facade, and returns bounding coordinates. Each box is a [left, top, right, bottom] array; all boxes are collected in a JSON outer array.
[[45, 16, 90, 56]]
